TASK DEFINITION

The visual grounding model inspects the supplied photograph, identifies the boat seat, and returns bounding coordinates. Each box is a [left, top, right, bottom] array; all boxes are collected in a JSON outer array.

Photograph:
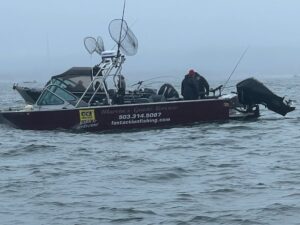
[[148, 94, 166, 102], [134, 98, 150, 103], [70, 100, 89, 107]]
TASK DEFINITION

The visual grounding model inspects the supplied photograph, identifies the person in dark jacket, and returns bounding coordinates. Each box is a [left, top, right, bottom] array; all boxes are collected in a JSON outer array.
[[194, 72, 209, 98], [181, 70, 200, 100], [117, 75, 126, 95], [114, 75, 126, 104]]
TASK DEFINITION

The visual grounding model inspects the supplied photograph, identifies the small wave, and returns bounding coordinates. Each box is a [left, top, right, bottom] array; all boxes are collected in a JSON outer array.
[[170, 167, 189, 174], [107, 154, 131, 162], [129, 158, 157, 164], [225, 125, 255, 130], [284, 193, 300, 198], [107, 207, 156, 215], [110, 217, 144, 223], [190, 213, 263, 225], [223, 218, 263, 225], [144, 172, 182, 182], [42, 161, 67, 167], [260, 203, 300, 213], [72, 147, 92, 157], [0, 144, 56, 157], [210, 188, 237, 194], [177, 193, 193, 198], [0, 180, 38, 193], [190, 215, 217, 223], [0, 165, 13, 172], [0, 189, 18, 194], [31, 192, 52, 199], [211, 163, 242, 168], [35, 201, 85, 208], [271, 165, 297, 171], [98, 207, 156, 223], [176, 192, 196, 201], [158, 143, 196, 150], [30, 168, 41, 175], [23, 144, 56, 153], [274, 180, 300, 185], [132, 166, 189, 183]]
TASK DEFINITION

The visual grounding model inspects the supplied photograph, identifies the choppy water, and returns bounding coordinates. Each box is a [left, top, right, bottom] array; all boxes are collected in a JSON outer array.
[[0, 77, 299, 225]]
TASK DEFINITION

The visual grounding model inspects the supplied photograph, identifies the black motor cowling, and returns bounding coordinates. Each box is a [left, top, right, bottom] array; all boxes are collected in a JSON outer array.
[[236, 78, 295, 116]]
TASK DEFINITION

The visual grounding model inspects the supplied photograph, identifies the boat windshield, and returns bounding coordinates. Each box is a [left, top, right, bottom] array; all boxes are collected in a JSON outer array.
[[37, 85, 78, 106]]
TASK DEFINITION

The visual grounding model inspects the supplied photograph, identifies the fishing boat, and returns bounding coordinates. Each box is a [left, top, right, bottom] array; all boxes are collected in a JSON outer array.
[[0, 17, 295, 131]]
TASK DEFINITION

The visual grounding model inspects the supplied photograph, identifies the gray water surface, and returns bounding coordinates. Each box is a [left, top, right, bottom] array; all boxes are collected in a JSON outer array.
[[0, 77, 299, 225]]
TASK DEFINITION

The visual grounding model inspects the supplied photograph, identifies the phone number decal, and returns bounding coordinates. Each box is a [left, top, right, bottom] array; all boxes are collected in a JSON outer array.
[[118, 112, 162, 120]]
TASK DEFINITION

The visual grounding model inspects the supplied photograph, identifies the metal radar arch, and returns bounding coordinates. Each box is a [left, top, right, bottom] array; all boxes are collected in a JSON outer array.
[[106, 0, 138, 89], [78, 0, 138, 106]]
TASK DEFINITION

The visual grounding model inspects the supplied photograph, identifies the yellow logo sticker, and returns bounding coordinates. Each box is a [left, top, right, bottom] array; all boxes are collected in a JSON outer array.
[[79, 109, 96, 122]]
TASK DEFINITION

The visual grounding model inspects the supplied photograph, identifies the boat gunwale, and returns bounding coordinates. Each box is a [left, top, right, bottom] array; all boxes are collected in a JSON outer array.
[[0, 97, 229, 114]]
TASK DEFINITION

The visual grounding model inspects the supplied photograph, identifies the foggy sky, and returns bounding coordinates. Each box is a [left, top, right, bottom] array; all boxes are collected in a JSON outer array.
[[1, 0, 300, 82]]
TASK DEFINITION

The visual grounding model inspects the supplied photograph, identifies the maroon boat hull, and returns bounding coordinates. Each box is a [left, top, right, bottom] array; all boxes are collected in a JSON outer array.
[[0, 99, 230, 131]]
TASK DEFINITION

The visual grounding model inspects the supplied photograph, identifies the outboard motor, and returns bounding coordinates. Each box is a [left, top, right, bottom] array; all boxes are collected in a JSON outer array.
[[236, 78, 295, 116], [158, 83, 179, 99]]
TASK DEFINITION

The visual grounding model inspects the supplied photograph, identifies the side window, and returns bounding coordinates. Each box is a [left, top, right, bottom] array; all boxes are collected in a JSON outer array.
[[37, 90, 64, 105], [51, 86, 77, 101]]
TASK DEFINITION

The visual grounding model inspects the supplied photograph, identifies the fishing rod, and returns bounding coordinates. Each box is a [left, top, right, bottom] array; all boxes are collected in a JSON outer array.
[[222, 46, 250, 91], [130, 76, 177, 89]]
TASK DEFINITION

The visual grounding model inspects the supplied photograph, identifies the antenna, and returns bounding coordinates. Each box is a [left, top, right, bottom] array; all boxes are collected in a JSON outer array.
[[117, 0, 127, 57], [108, 0, 138, 57], [106, 0, 138, 58], [46, 33, 51, 76]]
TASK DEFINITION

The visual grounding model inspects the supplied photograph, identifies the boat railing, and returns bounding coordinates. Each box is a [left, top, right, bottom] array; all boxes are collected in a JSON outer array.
[[210, 85, 223, 97], [75, 60, 112, 107], [75, 53, 126, 108]]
